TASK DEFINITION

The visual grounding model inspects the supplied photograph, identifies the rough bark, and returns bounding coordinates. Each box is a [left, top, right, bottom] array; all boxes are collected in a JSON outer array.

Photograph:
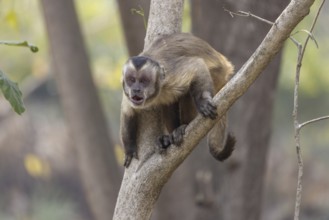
[[113, 0, 315, 219], [191, 0, 287, 219], [40, 1, 121, 220], [144, 0, 184, 48], [116, 0, 150, 56]]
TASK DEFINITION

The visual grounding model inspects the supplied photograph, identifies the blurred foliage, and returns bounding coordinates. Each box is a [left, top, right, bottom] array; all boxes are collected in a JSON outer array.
[[30, 189, 79, 220], [4, 10, 18, 29], [0, 40, 39, 114], [76, 0, 126, 90], [114, 144, 125, 166], [24, 153, 51, 179], [0, 0, 46, 82]]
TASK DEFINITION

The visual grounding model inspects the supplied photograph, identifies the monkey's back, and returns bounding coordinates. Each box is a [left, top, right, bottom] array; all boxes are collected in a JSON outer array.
[[142, 33, 234, 91], [143, 33, 218, 65]]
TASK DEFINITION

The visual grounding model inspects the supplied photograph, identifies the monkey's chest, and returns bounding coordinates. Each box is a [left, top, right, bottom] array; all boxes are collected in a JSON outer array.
[[159, 85, 189, 106]]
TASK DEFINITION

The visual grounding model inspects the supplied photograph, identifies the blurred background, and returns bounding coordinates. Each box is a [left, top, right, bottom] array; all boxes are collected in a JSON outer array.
[[0, 0, 328, 219]]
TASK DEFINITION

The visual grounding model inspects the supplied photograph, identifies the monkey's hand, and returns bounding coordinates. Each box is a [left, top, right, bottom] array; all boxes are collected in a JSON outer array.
[[158, 124, 187, 151], [197, 98, 218, 120], [124, 149, 138, 168]]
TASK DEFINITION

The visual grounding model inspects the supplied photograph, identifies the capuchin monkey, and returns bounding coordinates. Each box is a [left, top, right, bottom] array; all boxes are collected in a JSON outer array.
[[120, 33, 236, 168]]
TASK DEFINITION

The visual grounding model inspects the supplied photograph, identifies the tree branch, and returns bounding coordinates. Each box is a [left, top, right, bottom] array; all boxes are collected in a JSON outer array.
[[299, 115, 329, 129], [113, 0, 316, 219], [223, 8, 274, 25]]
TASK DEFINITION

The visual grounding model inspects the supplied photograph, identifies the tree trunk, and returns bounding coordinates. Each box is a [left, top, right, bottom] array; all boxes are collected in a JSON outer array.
[[191, 0, 287, 219], [116, 0, 150, 56], [40, 1, 121, 220], [113, 0, 315, 219]]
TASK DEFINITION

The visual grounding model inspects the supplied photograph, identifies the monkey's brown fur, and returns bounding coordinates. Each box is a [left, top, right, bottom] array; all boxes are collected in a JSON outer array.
[[120, 33, 235, 167]]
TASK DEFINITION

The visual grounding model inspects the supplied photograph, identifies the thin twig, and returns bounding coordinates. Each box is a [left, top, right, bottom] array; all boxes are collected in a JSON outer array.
[[300, 115, 329, 129], [223, 7, 274, 25], [289, 36, 301, 48], [292, 1, 326, 220], [292, 34, 303, 220], [0, 40, 39, 53], [291, 29, 319, 48]]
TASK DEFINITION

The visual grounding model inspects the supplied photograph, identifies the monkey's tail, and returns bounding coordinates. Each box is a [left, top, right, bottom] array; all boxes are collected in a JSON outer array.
[[210, 133, 236, 161], [207, 116, 236, 161]]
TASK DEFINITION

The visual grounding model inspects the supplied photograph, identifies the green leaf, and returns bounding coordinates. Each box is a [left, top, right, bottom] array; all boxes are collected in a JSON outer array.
[[0, 40, 39, 53], [0, 70, 25, 114]]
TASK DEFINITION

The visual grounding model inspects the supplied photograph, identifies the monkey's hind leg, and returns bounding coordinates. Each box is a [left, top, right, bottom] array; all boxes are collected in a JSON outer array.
[[158, 103, 187, 150], [207, 115, 235, 161]]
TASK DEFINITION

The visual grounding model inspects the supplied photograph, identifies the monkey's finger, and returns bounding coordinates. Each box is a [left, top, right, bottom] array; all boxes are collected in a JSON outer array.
[[207, 107, 217, 117], [123, 155, 133, 168], [171, 124, 187, 146], [133, 151, 139, 160], [208, 108, 218, 120], [172, 135, 183, 145], [124, 150, 139, 166], [200, 104, 218, 120]]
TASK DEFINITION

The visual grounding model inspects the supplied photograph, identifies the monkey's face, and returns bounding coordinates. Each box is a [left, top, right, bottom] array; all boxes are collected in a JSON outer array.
[[122, 56, 163, 108]]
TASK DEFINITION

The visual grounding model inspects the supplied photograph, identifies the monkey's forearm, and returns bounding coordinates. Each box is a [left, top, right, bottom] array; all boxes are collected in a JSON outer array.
[[190, 75, 217, 120], [121, 113, 138, 167]]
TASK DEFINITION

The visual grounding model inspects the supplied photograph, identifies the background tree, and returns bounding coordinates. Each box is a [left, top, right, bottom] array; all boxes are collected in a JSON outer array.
[[191, 0, 287, 219], [40, 0, 121, 219]]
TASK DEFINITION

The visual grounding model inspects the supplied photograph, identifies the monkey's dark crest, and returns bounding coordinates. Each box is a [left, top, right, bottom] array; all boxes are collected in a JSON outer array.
[[131, 56, 149, 70], [120, 33, 236, 168]]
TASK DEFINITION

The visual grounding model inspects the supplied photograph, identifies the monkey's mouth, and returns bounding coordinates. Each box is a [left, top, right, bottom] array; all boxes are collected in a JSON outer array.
[[131, 95, 144, 105]]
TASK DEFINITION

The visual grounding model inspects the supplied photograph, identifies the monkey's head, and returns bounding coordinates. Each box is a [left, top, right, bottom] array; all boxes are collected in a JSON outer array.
[[122, 56, 164, 109]]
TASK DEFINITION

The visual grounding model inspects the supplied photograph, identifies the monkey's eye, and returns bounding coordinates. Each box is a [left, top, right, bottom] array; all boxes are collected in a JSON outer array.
[[126, 76, 136, 84], [140, 78, 150, 85]]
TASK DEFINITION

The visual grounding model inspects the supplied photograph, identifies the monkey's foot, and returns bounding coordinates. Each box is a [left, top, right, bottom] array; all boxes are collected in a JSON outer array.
[[124, 151, 138, 168], [158, 124, 187, 151], [171, 124, 187, 145], [198, 99, 218, 120]]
